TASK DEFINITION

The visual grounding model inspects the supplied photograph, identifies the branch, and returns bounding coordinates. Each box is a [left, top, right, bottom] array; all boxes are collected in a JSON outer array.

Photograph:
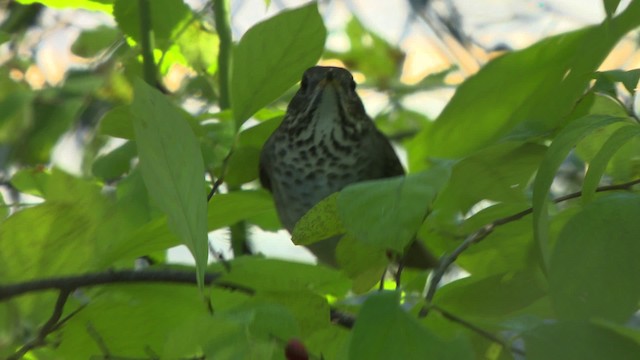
[[420, 178, 640, 314], [0, 269, 253, 302]]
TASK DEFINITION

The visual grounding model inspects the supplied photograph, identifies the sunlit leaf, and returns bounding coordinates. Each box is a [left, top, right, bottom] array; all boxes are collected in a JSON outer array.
[[16, 0, 113, 13]]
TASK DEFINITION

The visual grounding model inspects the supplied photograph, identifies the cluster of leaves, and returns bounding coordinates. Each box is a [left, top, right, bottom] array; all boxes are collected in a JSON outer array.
[[1, 0, 640, 359]]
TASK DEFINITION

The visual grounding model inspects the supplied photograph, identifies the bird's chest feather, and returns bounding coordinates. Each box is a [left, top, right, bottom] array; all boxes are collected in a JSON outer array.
[[266, 129, 378, 226]]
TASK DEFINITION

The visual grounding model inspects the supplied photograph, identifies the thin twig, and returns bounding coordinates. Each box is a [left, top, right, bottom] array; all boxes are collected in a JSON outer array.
[[207, 147, 235, 202], [420, 178, 640, 315], [9, 289, 72, 360], [431, 304, 526, 356]]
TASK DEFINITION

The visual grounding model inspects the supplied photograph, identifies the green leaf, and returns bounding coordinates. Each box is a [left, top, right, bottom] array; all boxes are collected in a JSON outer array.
[[582, 124, 640, 203], [432, 142, 545, 225], [98, 105, 134, 139], [223, 146, 260, 186], [603, 0, 622, 17], [15, 0, 113, 13], [349, 291, 473, 360], [131, 78, 208, 288], [292, 193, 344, 246], [0, 193, 6, 222], [532, 115, 626, 268], [91, 140, 137, 180], [10, 167, 50, 197], [113, 0, 189, 49], [434, 270, 547, 319], [410, 2, 640, 159], [549, 193, 640, 322], [593, 69, 640, 94], [208, 190, 276, 230], [71, 25, 121, 57], [231, 3, 326, 126], [15, 96, 84, 164], [335, 234, 388, 293], [524, 321, 640, 360], [219, 257, 350, 297], [337, 165, 451, 252], [56, 284, 212, 359], [0, 171, 109, 283]]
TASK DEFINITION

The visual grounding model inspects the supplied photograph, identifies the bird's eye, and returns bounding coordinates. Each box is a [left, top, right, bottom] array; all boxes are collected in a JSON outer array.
[[349, 79, 356, 91], [300, 77, 308, 91]]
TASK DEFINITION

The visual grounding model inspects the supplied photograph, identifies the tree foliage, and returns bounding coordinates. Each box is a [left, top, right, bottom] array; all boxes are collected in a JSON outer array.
[[1, 0, 640, 359]]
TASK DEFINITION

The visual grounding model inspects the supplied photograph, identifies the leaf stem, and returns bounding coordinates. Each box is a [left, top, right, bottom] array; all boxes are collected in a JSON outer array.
[[213, 0, 232, 110], [138, 0, 157, 87]]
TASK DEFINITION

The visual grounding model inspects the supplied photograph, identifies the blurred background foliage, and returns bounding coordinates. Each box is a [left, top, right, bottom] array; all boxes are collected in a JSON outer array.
[[1, 0, 640, 359]]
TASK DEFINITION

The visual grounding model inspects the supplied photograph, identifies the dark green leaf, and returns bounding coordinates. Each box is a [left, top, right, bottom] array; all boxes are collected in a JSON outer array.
[[550, 193, 640, 322], [131, 78, 208, 287], [98, 105, 134, 139], [432, 142, 545, 226], [113, 0, 189, 49], [603, 0, 622, 18], [434, 270, 547, 319], [223, 146, 260, 186], [349, 291, 473, 360], [532, 115, 626, 268], [582, 125, 640, 203], [335, 234, 388, 293], [524, 321, 640, 360], [91, 140, 137, 180]]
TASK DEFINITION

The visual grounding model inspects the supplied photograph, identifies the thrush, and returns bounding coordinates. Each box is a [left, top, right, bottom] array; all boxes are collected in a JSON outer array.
[[259, 66, 437, 269]]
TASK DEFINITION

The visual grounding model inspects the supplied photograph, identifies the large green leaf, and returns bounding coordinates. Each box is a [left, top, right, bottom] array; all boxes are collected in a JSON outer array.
[[524, 321, 640, 360], [531, 115, 627, 268], [131, 79, 208, 287], [55, 284, 214, 358], [409, 1, 640, 160], [337, 165, 450, 252], [434, 270, 547, 320], [349, 291, 473, 360], [549, 193, 640, 322], [231, 3, 326, 126]]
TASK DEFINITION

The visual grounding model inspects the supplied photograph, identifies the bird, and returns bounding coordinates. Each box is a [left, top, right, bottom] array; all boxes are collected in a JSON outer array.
[[259, 66, 437, 269]]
